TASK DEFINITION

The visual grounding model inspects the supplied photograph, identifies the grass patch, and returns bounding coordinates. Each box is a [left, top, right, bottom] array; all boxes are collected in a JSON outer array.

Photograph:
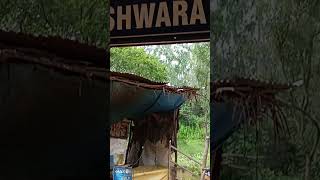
[[176, 139, 210, 176], [178, 139, 205, 156], [175, 123, 210, 177], [178, 123, 206, 140]]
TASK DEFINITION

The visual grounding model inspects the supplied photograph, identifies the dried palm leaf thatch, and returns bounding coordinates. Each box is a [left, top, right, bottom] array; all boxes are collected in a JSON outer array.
[[130, 110, 179, 148], [126, 110, 179, 165], [212, 77, 293, 137]]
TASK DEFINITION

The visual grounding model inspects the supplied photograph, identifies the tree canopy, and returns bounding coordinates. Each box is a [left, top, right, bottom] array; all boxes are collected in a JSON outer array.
[[110, 47, 168, 82]]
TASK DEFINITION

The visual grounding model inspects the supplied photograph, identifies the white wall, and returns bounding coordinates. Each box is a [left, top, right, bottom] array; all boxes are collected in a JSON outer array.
[[110, 137, 128, 155]]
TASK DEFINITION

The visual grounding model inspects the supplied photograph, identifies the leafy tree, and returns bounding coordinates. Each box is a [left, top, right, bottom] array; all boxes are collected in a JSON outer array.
[[146, 44, 195, 87], [110, 47, 168, 82]]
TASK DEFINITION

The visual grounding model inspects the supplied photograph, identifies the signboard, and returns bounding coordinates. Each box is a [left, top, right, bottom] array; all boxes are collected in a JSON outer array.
[[113, 166, 133, 180], [110, 0, 209, 47], [110, 120, 130, 139]]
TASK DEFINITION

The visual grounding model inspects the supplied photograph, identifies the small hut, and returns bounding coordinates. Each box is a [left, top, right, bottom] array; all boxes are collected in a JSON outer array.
[[110, 71, 197, 179]]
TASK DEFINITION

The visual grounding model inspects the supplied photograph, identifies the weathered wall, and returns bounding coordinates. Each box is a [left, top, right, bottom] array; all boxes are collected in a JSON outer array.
[[110, 138, 128, 155], [126, 111, 178, 167], [139, 138, 169, 166]]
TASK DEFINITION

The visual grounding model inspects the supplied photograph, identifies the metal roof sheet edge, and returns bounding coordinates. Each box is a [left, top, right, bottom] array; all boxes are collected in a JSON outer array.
[[0, 30, 108, 67], [0, 30, 197, 95]]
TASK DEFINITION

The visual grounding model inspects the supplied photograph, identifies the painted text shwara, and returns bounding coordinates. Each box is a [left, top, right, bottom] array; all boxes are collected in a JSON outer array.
[[110, 0, 210, 47]]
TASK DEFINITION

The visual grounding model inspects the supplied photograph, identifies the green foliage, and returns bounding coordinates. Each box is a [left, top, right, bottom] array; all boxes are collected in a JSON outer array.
[[178, 123, 205, 140], [110, 47, 168, 82], [0, 0, 108, 48], [146, 44, 193, 87]]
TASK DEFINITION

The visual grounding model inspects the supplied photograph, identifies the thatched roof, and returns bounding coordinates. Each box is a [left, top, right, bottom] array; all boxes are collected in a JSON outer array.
[[212, 77, 292, 103], [211, 77, 293, 148], [111, 71, 198, 98]]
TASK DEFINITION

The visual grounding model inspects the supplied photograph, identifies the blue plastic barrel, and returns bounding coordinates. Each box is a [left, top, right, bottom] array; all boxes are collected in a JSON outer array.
[[113, 166, 132, 180]]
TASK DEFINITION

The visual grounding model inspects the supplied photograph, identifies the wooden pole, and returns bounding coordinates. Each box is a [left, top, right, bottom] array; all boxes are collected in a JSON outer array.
[[170, 146, 201, 165], [200, 122, 210, 180], [200, 136, 210, 180], [168, 140, 171, 180]]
